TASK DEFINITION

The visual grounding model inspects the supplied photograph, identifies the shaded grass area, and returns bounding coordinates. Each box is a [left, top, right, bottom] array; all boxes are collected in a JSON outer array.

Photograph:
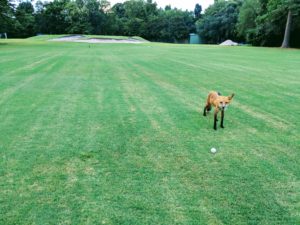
[[0, 40, 299, 224]]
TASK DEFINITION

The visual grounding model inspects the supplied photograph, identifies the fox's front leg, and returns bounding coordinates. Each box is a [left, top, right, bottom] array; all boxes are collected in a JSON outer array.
[[203, 105, 208, 116], [221, 109, 225, 128], [203, 103, 211, 116], [214, 109, 219, 130]]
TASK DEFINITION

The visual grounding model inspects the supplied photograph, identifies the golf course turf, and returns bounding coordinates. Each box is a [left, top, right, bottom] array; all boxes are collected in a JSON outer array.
[[0, 38, 299, 224]]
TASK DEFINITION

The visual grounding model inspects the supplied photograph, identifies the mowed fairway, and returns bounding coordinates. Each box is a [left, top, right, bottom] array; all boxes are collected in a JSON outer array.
[[0, 39, 299, 225]]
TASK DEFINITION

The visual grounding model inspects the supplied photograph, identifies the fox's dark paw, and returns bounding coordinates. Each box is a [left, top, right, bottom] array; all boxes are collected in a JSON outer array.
[[221, 125, 225, 129], [214, 127, 217, 130]]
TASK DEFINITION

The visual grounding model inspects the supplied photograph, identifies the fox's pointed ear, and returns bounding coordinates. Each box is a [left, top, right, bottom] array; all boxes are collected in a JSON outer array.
[[228, 93, 235, 100]]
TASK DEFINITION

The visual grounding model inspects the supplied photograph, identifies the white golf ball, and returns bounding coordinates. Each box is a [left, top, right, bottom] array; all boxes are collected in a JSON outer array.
[[211, 148, 217, 154]]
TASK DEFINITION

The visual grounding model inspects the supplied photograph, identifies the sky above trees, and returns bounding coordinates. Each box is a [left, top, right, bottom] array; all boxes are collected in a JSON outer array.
[[110, 0, 214, 11]]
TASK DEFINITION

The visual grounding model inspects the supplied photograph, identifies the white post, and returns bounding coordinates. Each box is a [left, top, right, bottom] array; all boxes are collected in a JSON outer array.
[[4, 33, 7, 39]]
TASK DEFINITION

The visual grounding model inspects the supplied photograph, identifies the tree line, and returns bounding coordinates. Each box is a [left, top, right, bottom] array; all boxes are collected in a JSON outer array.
[[0, 0, 196, 42], [197, 0, 300, 48], [0, 0, 299, 47]]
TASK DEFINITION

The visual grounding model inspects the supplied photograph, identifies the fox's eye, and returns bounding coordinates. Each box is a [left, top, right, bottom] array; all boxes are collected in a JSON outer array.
[[220, 102, 223, 104]]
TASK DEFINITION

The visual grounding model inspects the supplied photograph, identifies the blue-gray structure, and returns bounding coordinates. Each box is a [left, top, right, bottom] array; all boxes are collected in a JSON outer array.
[[189, 33, 201, 44]]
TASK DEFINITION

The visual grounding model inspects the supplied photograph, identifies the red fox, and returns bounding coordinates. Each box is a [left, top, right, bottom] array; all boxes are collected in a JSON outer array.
[[203, 91, 235, 130]]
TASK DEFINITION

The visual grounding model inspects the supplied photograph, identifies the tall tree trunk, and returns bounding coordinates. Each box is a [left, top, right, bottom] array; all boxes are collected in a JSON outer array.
[[281, 10, 292, 48]]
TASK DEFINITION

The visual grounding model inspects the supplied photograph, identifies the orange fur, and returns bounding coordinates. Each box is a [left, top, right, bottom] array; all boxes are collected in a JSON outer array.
[[203, 91, 235, 130]]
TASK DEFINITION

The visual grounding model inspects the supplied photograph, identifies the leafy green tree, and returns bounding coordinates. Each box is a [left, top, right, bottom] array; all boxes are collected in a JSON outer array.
[[236, 0, 300, 47], [197, 0, 242, 44], [122, 0, 147, 36], [194, 3, 202, 20], [112, 3, 125, 18], [110, 0, 159, 38], [0, 0, 14, 34], [15, 1, 35, 37], [144, 14, 161, 40], [145, 0, 158, 17], [254, 0, 300, 47], [168, 10, 195, 41], [65, 1, 92, 34], [35, 1, 46, 34], [38, 0, 71, 34], [164, 5, 171, 11], [281, 0, 300, 47], [236, 0, 260, 43], [157, 9, 195, 42], [86, 0, 108, 34], [0, 0, 11, 20]]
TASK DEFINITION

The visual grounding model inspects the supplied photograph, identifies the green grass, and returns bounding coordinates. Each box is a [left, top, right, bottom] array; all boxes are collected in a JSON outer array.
[[0, 39, 299, 225]]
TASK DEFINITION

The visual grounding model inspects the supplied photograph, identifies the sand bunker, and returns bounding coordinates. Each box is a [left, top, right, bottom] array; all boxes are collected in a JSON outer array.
[[76, 38, 143, 44], [51, 35, 84, 41], [51, 35, 144, 44]]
